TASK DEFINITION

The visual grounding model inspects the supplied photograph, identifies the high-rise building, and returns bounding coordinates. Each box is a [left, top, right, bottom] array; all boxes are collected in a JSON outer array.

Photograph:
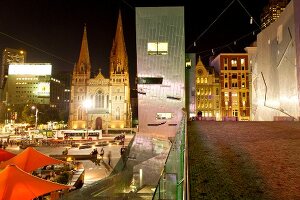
[[6, 63, 52, 105], [260, 0, 290, 29], [136, 7, 185, 138], [1, 48, 27, 97], [195, 58, 221, 121], [210, 53, 251, 121], [68, 11, 131, 130]]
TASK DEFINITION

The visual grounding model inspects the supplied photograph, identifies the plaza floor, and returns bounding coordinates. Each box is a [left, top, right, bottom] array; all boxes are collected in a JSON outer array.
[[188, 121, 300, 200]]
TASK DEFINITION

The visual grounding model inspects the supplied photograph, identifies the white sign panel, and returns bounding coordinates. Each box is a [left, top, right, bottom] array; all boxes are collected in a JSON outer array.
[[8, 64, 52, 75]]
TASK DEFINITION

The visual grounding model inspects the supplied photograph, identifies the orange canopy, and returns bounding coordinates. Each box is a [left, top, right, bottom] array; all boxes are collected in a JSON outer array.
[[0, 165, 70, 200], [0, 149, 15, 162], [0, 147, 65, 172]]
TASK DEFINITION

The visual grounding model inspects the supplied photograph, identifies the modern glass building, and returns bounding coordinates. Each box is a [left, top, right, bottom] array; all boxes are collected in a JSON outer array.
[[136, 7, 185, 138]]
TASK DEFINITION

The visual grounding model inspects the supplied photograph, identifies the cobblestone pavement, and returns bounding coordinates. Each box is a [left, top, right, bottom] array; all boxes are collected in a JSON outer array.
[[188, 121, 300, 200]]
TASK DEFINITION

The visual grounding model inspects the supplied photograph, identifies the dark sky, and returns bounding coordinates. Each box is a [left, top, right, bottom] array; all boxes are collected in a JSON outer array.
[[0, 0, 269, 83]]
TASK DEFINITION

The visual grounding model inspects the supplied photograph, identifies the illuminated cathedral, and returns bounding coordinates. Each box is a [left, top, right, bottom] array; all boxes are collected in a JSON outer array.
[[68, 11, 131, 130]]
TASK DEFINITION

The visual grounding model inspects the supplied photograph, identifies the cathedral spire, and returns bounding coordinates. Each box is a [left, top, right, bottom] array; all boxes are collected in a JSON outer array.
[[74, 24, 91, 75], [110, 10, 128, 76]]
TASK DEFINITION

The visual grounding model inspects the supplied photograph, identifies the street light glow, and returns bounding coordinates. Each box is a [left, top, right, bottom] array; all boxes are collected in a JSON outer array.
[[83, 99, 92, 109]]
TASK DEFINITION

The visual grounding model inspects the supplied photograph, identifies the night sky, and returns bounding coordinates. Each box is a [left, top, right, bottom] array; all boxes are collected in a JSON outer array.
[[0, 0, 269, 84]]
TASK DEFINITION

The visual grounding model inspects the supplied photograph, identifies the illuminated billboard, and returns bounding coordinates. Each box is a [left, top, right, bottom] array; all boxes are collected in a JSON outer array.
[[36, 82, 50, 97], [8, 63, 52, 75]]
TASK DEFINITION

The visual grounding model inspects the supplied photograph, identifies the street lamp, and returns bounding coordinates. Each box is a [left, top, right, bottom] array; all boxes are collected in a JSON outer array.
[[31, 106, 38, 130], [83, 99, 92, 139]]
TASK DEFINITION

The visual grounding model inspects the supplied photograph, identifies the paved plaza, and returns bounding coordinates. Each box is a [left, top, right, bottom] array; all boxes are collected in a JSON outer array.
[[188, 121, 300, 200]]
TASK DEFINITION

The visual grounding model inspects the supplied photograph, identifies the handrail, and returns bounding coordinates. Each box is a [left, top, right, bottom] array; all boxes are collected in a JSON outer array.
[[152, 110, 189, 200]]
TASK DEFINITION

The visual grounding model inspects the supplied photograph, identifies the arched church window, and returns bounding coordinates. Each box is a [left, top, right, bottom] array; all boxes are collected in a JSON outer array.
[[95, 90, 104, 108], [116, 107, 120, 120], [78, 107, 83, 120]]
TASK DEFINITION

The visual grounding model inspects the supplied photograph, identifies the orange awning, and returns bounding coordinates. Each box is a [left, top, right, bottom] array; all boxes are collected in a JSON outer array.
[[0, 165, 70, 200], [0, 149, 15, 162], [0, 147, 65, 172]]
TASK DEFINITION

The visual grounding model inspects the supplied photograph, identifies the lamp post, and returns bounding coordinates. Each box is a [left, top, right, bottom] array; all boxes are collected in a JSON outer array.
[[83, 99, 92, 139], [31, 106, 38, 130]]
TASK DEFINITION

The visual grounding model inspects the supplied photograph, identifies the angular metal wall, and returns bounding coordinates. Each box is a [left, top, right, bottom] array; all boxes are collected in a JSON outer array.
[[253, 0, 300, 120], [136, 7, 185, 137]]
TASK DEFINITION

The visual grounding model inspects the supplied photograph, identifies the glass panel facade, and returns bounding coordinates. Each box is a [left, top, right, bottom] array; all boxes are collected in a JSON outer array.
[[136, 7, 185, 137]]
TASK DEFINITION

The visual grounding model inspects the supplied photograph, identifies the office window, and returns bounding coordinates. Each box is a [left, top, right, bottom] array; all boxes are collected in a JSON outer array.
[[231, 58, 237, 65], [233, 109, 238, 117], [224, 58, 228, 64], [147, 42, 168, 55], [241, 58, 245, 65], [156, 112, 173, 120]]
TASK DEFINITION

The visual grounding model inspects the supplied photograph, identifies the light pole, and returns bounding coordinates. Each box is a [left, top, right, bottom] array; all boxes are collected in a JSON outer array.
[[31, 106, 38, 130], [83, 99, 92, 139]]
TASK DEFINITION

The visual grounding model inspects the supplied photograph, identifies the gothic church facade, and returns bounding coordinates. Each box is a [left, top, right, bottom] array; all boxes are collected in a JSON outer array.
[[69, 11, 131, 130]]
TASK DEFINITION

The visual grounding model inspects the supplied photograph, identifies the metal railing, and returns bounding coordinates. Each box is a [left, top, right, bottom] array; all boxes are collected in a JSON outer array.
[[152, 111, 189, 200]]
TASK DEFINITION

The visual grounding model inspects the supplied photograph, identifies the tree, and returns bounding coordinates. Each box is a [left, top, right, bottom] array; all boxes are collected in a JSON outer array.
[[21, 105, 35, 125]]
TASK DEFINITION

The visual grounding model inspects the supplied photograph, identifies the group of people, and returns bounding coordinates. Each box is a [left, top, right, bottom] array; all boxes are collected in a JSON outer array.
[[90, 148, 111, 166], [0, 139, 8, 149]]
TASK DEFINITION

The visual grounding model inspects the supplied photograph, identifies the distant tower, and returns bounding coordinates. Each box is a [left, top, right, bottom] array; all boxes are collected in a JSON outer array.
[[109, 10, 131, 128], [260, 0, 290, 29], [1, 48, 26, 90], [69, 25, 91, 129]]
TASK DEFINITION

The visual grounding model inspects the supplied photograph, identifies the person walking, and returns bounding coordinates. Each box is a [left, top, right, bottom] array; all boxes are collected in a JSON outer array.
[[107, 151, 112, 166], [100, 148, 104, 160]]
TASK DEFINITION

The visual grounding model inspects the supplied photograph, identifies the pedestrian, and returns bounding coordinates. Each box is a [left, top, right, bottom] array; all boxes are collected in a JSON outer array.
[[100, 148, 104, 160], [107, 151, 112, 166]]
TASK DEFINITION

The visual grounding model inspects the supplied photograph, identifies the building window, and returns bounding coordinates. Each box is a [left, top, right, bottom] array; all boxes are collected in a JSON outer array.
[[116, 107, 120, 120], [231, 58, 237, 65], [241, 58, 245, 65], [224, 74, 227, 78], [232, 82, 238, 88], [216, 88, 219, 95], [232, 73, 237, 79], [233, 109, 238, 117], [242, 74, 245, 79], [224, 58, 228, 64], [156, 112, 173, 119], [147, 42, 168, 55], [78, 107, 83, 120], [95, 90, 104, 108], [224, 92, 228, 97], [225, 82, 228, 88], [241, 82, 245, 88], [106, 95, 109, 108], [242, 93, 246, 97]]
